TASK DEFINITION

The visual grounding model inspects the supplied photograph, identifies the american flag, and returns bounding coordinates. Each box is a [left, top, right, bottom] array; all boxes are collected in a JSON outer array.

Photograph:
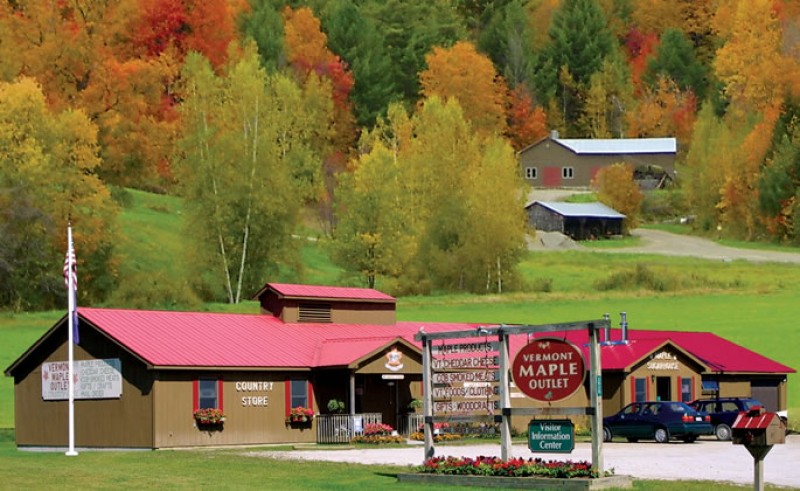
[[64, 227, 79, 344]]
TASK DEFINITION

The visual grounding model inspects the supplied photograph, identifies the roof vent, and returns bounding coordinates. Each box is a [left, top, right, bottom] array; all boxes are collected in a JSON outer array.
[[550, 129, 560, 139], [298, 302, 332, 323]]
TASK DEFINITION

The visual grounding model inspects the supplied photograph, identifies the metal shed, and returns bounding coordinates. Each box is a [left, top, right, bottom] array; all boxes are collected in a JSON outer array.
[[526, 201, 626, 240]]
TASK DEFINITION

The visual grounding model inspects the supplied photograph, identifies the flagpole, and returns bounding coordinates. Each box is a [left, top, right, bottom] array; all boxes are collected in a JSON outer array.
[[66, 223, 78, 457]]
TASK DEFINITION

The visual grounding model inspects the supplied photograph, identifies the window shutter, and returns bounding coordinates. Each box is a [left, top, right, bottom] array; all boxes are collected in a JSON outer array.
[[193, 380, 199, 411], [298, 302, 332, 323]]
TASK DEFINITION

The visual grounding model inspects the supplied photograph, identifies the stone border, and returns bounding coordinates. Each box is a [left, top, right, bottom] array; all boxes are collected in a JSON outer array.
[[397, 473, 633, 490]]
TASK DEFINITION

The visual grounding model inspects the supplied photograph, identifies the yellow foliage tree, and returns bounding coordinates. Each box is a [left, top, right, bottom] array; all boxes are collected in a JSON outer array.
[[592, 162, 643, 233], [420, 41, 508, 136]]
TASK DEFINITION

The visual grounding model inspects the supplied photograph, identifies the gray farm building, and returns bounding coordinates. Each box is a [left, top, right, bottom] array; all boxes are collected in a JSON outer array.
[[526, 201, 625, 240]]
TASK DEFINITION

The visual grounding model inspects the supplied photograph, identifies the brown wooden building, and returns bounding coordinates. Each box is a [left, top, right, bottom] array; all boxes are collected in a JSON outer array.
[[5, 283, 793, 449], [519, 132, 677, 188]]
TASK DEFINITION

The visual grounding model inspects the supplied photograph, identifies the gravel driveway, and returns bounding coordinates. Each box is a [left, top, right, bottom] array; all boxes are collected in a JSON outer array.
[[245, 435, 800, 488]]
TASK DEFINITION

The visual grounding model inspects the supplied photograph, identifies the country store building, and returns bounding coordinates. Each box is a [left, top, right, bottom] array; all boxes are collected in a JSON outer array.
[[5, 283, 794, 449]]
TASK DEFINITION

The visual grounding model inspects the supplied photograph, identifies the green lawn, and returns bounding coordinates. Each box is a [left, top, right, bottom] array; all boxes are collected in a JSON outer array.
[[0, 440, 784, 490]]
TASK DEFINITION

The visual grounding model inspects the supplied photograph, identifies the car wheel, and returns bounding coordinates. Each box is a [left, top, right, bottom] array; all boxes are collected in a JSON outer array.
[[715, 424, 732, 441], [654, 427, 670, 443], [603, 426, 612, 442], [626, 437, 639, 443]]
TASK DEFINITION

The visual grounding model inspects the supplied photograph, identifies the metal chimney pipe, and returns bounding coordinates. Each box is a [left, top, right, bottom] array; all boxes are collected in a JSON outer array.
[[620, 311, 628, 343], [603, 313, 610, 343]]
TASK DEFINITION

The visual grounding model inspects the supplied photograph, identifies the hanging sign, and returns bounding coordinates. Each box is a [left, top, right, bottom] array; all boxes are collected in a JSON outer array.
[[512, 338, 585, 402]]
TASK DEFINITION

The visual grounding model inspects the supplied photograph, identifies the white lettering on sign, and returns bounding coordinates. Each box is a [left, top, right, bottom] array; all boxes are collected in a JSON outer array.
[[235, 381, 274, 391], [42, 359, 122, 400], [433, 400, 498, 413], [432, 341, 498, 355], [432, 385, 497, 399], [647, 361, 679, 370], [236, 381, 274, 407], [432, 371, 498, 383], [431, 357, 499, 370]]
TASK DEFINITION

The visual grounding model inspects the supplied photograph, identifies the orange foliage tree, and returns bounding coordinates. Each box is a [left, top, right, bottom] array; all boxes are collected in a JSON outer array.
[[505, 86, 548, 151], [420, 41, 508, 136], [626, 77, 696, 142]]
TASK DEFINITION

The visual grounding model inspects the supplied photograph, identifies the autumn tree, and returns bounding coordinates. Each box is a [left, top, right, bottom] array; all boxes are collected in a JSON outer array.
[[592, 162, 643, 233], [626, 76, 696, 141], [506, 86, 548, 150], [714, 0, 792, 113], [0, 78, 119, 309], [330, 142, 410, 289], [759, 109, 800, 242], [175, 47, 317, 303], [420, 41, 508, 136]]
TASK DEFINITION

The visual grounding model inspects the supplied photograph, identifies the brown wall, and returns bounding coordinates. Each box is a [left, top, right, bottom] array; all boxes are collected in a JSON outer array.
[[519, 139, 676, 188], [153, 371, 317, 448], [259, 291, 396, 325], [12, 327, 154, 448]]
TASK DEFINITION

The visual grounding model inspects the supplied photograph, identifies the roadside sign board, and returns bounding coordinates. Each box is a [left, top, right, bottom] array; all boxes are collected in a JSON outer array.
[[512, 338, 585, 402], [528, 419, 574, 453]]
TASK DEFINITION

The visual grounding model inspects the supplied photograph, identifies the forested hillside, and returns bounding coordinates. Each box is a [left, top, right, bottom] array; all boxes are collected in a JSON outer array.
[[1, 0, 800, 310]]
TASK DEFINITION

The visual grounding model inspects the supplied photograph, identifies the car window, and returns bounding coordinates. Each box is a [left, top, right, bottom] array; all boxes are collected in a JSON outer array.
[[721, 401, 739, 412], [668, 403, 689, 414], [742, 400, 759, 410], [622, 404, 640, 415]]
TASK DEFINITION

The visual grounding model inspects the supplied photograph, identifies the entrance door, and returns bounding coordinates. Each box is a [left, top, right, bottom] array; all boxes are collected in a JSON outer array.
[[655, 377, 672, 401]]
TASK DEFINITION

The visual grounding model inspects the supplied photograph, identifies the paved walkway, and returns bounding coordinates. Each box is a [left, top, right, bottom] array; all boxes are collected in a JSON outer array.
[[245, 435, 800, 488]]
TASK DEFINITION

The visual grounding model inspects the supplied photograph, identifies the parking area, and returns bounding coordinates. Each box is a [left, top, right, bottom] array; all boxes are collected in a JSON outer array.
[[247, 435, 800, 488]]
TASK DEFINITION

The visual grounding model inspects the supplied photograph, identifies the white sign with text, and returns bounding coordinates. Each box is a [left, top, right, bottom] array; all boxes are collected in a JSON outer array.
[[42, 358, 123, 400]]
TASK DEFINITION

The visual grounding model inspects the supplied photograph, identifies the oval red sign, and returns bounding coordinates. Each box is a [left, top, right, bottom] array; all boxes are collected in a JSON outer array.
[[512, 338, 586, 402]]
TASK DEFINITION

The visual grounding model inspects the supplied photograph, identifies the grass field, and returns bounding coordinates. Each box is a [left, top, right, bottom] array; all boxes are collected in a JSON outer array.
[[0, 438, 789, 491]]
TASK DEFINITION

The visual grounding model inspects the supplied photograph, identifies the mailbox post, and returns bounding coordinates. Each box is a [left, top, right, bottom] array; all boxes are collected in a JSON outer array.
[[731, 407, 787, 491]]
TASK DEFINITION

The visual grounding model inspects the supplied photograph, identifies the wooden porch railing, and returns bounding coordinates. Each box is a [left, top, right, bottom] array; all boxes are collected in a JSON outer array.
[[316, 413, 382, 444]]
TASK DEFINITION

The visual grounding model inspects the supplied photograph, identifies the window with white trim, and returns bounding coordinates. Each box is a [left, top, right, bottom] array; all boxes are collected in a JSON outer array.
[[680, 378, 693, 402], [525, 167, 537, 179], [634, 378, 648, 402], [562, 166, 574, 179], [290, 379, 309, 409], [197, 378, 220, 409]]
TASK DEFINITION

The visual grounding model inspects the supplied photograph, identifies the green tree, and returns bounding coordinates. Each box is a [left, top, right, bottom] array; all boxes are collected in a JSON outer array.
[[644, 28, 709, 101], [478, 0, 536, 90], [322, 0, 398, 127], [239, 0, 286, 71], [368, 0, 466, 105], [175, 47, 313, 303], [534, 0, 616, 135]]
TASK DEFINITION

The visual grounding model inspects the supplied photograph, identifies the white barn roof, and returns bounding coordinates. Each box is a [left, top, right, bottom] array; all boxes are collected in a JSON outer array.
[[555, 137, 677, 155]]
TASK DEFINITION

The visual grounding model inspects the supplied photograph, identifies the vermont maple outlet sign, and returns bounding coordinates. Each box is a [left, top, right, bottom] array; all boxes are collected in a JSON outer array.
[[512, 338, 585, 402]]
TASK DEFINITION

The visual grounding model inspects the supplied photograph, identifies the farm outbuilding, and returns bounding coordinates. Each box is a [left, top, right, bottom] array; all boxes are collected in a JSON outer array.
[[526, 201, 625, 240], [518, 131, 677, 188]]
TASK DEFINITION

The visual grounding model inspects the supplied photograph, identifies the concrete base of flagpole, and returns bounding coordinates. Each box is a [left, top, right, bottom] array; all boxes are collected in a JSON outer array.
[[65, 450, 79, 456]]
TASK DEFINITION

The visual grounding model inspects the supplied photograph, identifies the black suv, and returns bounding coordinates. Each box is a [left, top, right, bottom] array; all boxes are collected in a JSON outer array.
[[689, 398, 762, 441]]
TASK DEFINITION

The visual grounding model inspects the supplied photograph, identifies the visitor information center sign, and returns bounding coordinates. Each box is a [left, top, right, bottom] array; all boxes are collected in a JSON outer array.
[[42, 358, 123, 400], [528, 419, 575, 453]]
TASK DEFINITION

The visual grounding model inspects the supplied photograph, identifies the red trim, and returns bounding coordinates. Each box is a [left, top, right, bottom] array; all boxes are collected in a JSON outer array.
[[218, 378, 224, 412], [307, 380, 314, 411], [691, 376, 695, 401], [193, 380, 199, 411], [630, 377, 636, 402], [645, 378, 651, 400], [677, 376, 682, 401], [285, 379, 291, 417]]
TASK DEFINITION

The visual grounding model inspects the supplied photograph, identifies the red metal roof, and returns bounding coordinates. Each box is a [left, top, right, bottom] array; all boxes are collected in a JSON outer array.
[[262, 283, 396, 302], [39, 309, 794, 376]]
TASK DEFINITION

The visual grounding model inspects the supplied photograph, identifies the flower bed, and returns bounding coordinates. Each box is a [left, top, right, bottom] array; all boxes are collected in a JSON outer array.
[[420, 456, 598, 478], [409, 431, 462, 442], [397, 457, 632, 490], [350, 423, 404, 444]]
